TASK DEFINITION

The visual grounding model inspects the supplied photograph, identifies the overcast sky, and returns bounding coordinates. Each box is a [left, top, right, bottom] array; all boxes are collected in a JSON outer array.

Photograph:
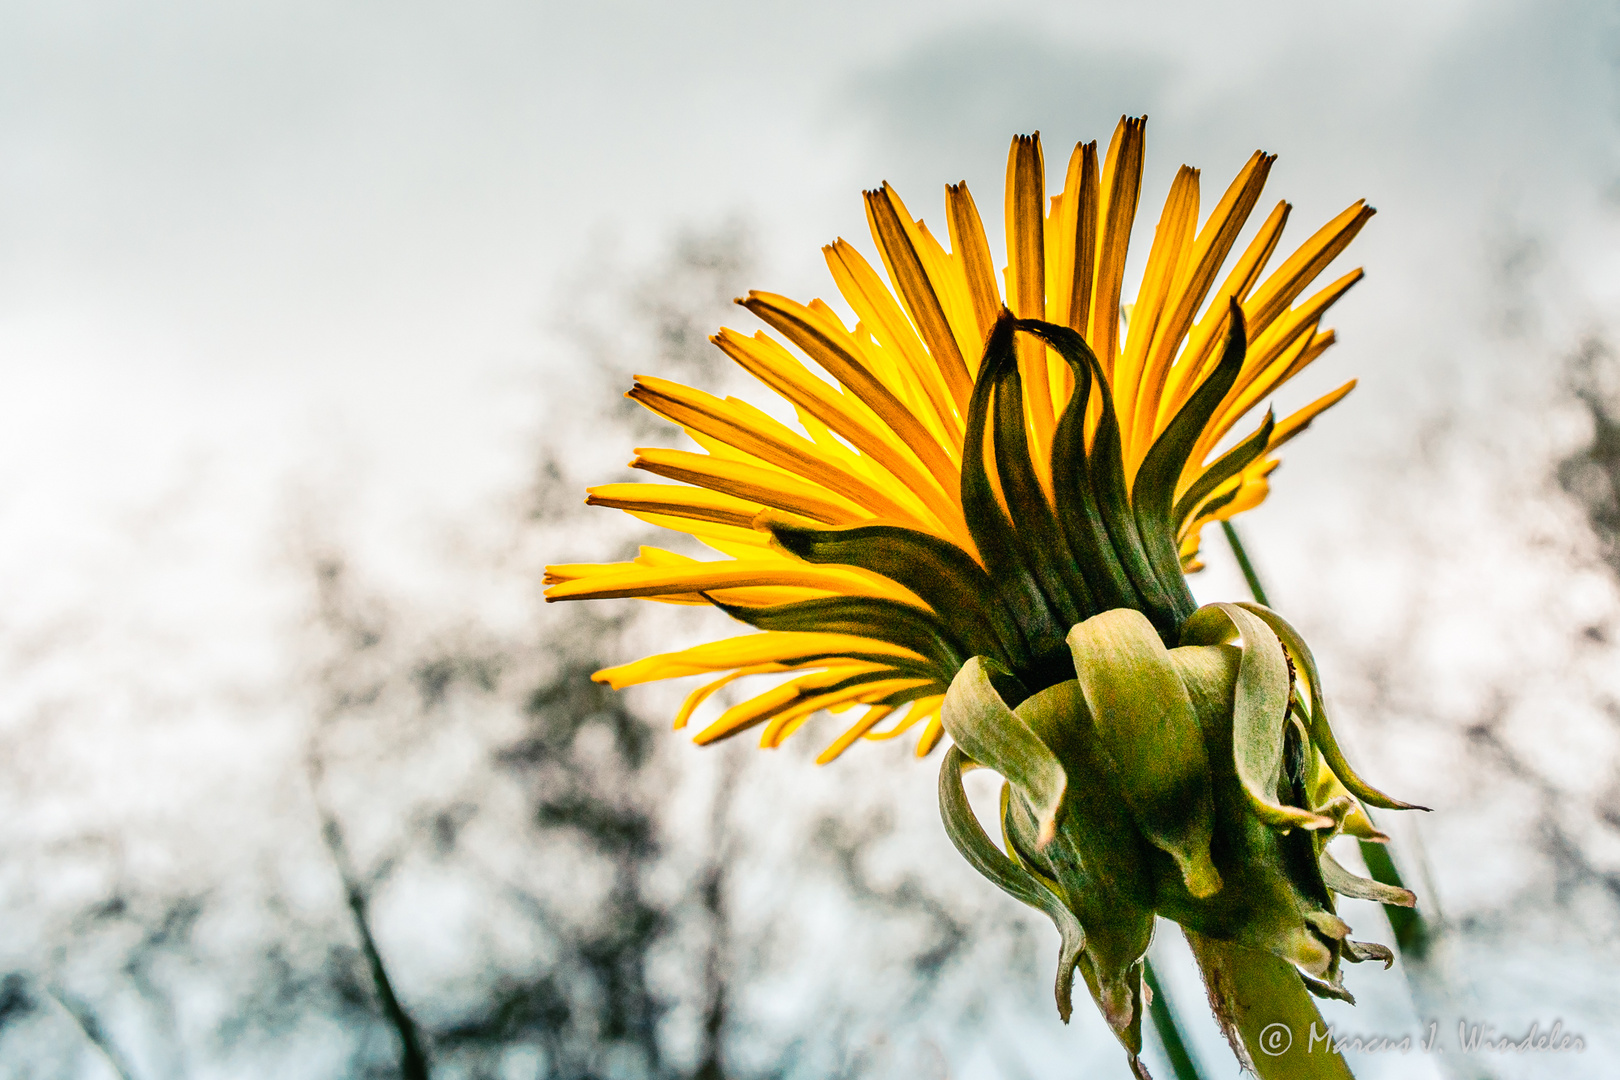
[[1, 0, 1614, 553]]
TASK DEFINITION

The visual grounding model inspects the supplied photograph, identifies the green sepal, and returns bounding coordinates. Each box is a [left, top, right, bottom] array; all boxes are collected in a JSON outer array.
[[1300, 970, 1357, 1003], [1320, 849, 1417, 908], [1079, 955, 1150, 1072], [1012, 681, 1157, 911], [998, 782, 1061, 893], [1173, 408, 1275, 529], [1157, 645, 1337, 977], [1004, 792, 1150, 1066], [713, 595, 968, 678], [936, 746, 1085, 1020], [940, 657, 1067, 845], [1181, 603, 1336, 831], [958, 314, 1063, 679], [1304, 909, 1353, 942], [1040, 325, 1143, 615], [1067, 608, 1221, 897], [1017, 319, 1181, 638], [1341, 938, 1395, 968], [766, 521, 1027, 671], [1198, 487, 1241, 520], [1130, 299, 1248, 622], [1236, 602, 1429, 811], [1008, 681, 1156, 1056], [985, 315, 1095, 628]]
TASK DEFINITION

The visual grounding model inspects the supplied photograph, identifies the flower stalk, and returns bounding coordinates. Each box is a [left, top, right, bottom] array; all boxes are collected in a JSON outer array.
[[1187, 932, 1354, 1080]]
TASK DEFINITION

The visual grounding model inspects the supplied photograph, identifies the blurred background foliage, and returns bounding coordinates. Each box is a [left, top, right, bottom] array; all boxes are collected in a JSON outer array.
[[0, 216, 1615, 1078], [0, 230, 1062, 1079]]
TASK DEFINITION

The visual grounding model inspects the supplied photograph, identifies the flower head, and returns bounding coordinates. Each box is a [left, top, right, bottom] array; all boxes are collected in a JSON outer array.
[[547, 118, 1364, 761], [545, 118, 1422, 1075]]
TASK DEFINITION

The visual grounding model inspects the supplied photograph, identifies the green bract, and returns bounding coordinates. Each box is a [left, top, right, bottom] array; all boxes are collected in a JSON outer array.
[[940, 601, 1419, 1077], [738, 311, 1422, 1076]]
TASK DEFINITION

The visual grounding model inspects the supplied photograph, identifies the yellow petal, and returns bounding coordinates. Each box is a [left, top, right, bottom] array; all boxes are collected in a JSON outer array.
[[692, 668, 928, 745], [742, 292, 964, 502], [587, 482, 766, 530], [630, 447, 866, 525], [626, 514, 772, 561], [595, 631, 928, 688], [629, 378, 930, 525], [1242, 268, 1361, 386], [669, 665, 783, 729], [1043, 142, 1098, 418], [945, 182, 1003, 351], [759, 676, 931, 748], [543, 558, 924, 607], [1138, 151, 1273, 445], [823, 242, 965, 446], [816, 705, 895, 764], [1280, 329, 1336, 386], [1050, 140, 1099, 337], [1267, 379, 1356, 451], [696, 585, 848, 608], [913, 707, 946, 756], [911, 218, 989, 385], [1162, 199, 1291, 420], [1088, 116, 1147, 378], [860, 697, 928, 740], [863, 184, 975, 410], [1005, 133, 1057, 484], [1120, 164, 1200, 469], [1192, 267, 1363, 464], [1246, 201, 1375, 336], [712, 326, 969, 546]]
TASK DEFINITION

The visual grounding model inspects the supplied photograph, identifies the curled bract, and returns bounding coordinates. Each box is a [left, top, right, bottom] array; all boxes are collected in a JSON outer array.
[[938, 603, 1418, 1074]]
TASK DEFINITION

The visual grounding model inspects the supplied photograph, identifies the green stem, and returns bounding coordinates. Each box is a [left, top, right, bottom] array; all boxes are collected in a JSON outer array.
[[1185, 932, 1354, 1080], [1219, 520, 1270, 607], [1143, 959, 1205, 1080]]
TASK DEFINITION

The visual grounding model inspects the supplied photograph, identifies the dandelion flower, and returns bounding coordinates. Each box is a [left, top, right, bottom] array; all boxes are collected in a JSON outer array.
[[546, 117, 1422, 1078]]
